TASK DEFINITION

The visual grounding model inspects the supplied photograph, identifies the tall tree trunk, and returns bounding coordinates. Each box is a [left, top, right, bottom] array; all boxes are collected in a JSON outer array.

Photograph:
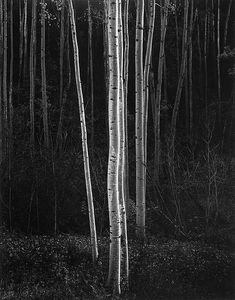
[[223, 0, 232, 48], [23, 0, 28, 84], [123, 0, 130, 219], [18, 0, 24, 92], [88, 0, 94, 156], [56, 8, 70, 153], [8, 0, 14, 233], [41, 0, 49, 148], [68, 0, 98, 264], [117, 0, 129, 288], [189, 0, 194, 142], [154, 0, 169, 184], [204, 0, 208, 121], [56, 0, 65, 151], [135, 0, 145, 241], [0, 0, 3, 228], [3, 0, 7, 161], [59, 1, 65, 109], [106, 0, 121, 294], [217, 0, 221, 123], [29, 0, 36, 152], [170, 0, 189, 167], [196, 9, 203, 103], [174, 0, 180, 75]]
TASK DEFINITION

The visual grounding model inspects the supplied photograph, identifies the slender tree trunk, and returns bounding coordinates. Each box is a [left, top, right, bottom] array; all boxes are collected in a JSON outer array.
[[3, 0, 7, 160], [29, 0, 36, 152], [189, 0, 194, 142], [123, 0, 130, 218], [117, 0, 129, 288], [0, 0, 3, 228], [223, 0, 232, 48], [143, 0, 155, 189], [68, 0, 98, 264], [56, 0, 65, 151], [217, 0, 221, 123], [171, 0, 189, 161], [154, 0, 169, 184], [196, 10, 203, 102], [103, 0, 109, 147], [41, 0, 49, 148], [18, 0, 23, 92], [23, 0, 28, 84], [174, 0, 180, 75], [56, 9, 71, 153], [88, 0, 94, 156], [106, 0, 121, 293], [59, 1, 65, 108], [204, 0, 208, 121], [135, 0, 145, 241], [8, 0, 14, 233]]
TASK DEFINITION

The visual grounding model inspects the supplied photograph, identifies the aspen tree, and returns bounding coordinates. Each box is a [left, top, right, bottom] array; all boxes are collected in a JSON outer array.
[[8, 0, 14, 231], [29, 0, 37, 151], [196, 9, 203, 100], [68, 0, 98, 263], [171, 0, 189, 159], [135, 0, 145, 241], [223, 0, 232, 47], [217, 0, 221, 122], [88, 0, 94, 155], [189, 0, 194, 141], [3, 0, 7, 154], [41, 0, 49, 148], [123, 0, 130, 216], [154, 0, 169, 184], [59, 0, 65, 108], [0, 0, 3, 227], [117, 0, 129, 287], [204, 0, 208, 120], [143, 0, 155, 210], [18, 0, 23, 90], [23, 0, 28, 83], [56, 0, 65, 151], [106, 0, 121, 294], [174, 0, 180, 75]]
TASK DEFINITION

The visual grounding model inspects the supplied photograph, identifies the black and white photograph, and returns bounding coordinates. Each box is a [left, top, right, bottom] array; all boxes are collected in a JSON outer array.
[[0, 0, 234, 299]]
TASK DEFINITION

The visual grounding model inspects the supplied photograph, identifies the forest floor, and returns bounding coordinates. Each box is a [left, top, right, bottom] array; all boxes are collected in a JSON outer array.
[[0, 230, 234, 300]]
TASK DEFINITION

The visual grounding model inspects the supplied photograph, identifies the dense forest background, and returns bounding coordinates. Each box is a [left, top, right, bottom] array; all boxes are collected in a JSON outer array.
[[0, 0, 235, 298], [1, 0, 233, 236]]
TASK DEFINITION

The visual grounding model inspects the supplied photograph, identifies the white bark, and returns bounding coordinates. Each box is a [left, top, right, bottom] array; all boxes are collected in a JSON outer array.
[[68, 0, 98, 263], [135, 0, 145, 240]]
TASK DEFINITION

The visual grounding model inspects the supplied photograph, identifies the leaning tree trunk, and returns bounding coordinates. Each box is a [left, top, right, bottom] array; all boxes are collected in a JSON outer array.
[[106, 0, 121, 294], [68, 0, 98, 264], [29, 0, 36, 153], [154, 0, 169, 185], [41, 0, 49, 148], [135, 0, 145, 241]]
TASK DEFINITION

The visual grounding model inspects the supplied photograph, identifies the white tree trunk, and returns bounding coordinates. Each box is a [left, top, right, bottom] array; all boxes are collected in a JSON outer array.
[[135, 0, 145, 240], [68, 0, 98, 264], [106, 0, 121, 294]]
